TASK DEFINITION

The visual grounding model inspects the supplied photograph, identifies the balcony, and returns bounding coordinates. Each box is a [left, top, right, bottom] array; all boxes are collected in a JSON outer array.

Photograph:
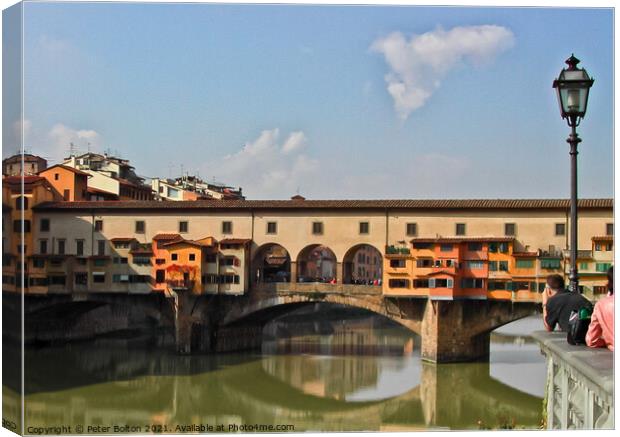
[[167, 279, 196, 291], [562, 249, 593, 260]]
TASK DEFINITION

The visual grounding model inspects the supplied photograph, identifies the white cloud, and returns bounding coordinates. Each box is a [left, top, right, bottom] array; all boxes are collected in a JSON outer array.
[[213, 129, 318, 199], [371, 25, 514, 120], [48, 123, 102, 154]]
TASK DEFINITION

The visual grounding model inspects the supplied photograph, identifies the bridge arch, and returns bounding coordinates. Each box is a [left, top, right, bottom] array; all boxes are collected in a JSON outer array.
[[253, 243, 292, 284], [219, 293, 422, 335], [296, 244, 338, 283], [342, 243, 383, 285]]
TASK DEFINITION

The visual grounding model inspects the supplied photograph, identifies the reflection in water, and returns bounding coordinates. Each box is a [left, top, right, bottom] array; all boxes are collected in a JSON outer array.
[[3, 307, 545, 432]]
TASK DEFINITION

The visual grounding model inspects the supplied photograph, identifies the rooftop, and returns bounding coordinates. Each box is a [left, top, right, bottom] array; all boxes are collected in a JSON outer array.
[[32, 198, 613, 211]]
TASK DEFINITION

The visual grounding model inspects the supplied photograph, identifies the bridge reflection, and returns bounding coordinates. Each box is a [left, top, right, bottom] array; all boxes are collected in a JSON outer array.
[[4, 328, 543, 432]]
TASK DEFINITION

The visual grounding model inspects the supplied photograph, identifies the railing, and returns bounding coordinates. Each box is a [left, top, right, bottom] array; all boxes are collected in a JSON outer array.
[[252, 282, 382, 295], [532, 331, 613, 430], [562, 250, 593, 260], [167, 280, 195, 290]]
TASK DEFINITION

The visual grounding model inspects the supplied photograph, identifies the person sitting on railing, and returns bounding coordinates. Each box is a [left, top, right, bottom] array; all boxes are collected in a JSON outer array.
[[543, 274, 592, 332], [586, 266, 614, 351]]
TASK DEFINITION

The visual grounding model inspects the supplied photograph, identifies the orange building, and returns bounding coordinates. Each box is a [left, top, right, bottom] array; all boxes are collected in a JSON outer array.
[[38, 164, 90, 201]]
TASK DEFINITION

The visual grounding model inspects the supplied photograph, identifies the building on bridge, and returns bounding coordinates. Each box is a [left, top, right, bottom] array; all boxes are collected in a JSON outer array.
[[1, 188, 613, 299]]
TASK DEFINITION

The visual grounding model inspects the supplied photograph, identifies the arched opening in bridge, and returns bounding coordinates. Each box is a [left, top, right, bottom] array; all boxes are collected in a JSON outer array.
[[342, 244, 383, 285], [253, 243, 291, 283], [296, 245, 337, 283]]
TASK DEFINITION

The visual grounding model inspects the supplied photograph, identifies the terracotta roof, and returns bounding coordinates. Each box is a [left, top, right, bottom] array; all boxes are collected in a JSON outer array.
[[152, 233, 182, 241], [220, 238, 251, 245], [592, 235, 613, 241], [111, 237, 137, 243], [31, 198, 614, 212], [162, 239, 212, 248], [411, 237, 515, 243], [512, 252, 539, 257], [130, 244, 153, 255], [3, 175, 47, 185], [40, 164, 91, 178]]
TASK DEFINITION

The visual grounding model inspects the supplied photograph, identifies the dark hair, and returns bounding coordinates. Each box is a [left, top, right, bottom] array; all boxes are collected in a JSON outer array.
[[546, 274, 565, 290], [607, 266, 613, 295]]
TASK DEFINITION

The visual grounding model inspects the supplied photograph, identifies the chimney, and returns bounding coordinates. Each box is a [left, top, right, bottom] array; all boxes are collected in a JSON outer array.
[[291, 194, 306, 201]]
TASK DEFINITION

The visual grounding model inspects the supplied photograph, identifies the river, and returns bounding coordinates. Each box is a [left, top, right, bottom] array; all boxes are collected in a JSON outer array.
[[3, 305, 546, 432]]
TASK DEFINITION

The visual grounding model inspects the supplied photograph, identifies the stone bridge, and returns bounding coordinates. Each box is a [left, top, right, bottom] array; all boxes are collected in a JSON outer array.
[[175, 283, 540, 363]]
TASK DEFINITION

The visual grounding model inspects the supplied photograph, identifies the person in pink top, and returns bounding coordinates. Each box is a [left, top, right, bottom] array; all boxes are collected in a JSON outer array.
[[586, 266, 614, 351]]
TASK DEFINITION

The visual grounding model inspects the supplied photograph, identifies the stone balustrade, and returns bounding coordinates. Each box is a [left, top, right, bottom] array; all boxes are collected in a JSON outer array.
[[532, 331, 614, 429]]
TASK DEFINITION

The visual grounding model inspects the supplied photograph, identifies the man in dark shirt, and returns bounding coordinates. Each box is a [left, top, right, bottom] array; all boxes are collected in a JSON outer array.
[[542, 274, 592, 332]]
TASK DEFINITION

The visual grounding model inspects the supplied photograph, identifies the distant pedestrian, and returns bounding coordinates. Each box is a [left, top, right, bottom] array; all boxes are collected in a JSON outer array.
[[586, 267, 614, 351], [543, 274, 592, 332]]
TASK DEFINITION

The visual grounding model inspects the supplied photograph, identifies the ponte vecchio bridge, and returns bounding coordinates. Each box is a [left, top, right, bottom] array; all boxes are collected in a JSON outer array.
[[3, 197, 612, 362]]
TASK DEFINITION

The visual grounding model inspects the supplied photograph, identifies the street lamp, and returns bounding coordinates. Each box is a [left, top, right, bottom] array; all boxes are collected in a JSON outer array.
[[552, 54, 594, 293]]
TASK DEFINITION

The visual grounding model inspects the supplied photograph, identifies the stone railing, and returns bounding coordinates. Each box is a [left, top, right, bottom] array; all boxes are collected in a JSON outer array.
[[252, 282, 382, 295], [532, 331, 614, 429]]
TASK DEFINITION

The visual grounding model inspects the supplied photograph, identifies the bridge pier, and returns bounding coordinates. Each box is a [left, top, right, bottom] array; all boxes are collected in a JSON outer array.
[[173, 290, 211, 354], [420, 300, 491, 363]]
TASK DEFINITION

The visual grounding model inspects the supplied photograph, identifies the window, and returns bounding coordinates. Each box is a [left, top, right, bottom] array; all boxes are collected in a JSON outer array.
[[189, 253, 196, 261], [267, 222, 277, 234], [390, 259, 406, 268], [223, 257, 235, 266], [596, 263, 612, 273], [594, 285, 608, 295], [15, 196, 28, 210], [488, 243, 498, 253], [488, 261, 498, 271], [516, 259, 534, 269], [95, 220, 103, 232], [39, 240, 48, 255], [93, 258, 107, 267], [97, 240, 105, 256], [32, 258, 45, 269], [505, 223, 516, 236], [205, 253, 217, 263], [75, 272, 88, 285], [92, 273, 106, 283], [113, 257, 128, 264], [76, 240, 84, 256], [579, 262, 589, 270], [48, 275, 66, 286], [135, 221, 145, 233], [63, 189, 70, 201], [406, 223, 417, 236], [40, 218, 50, 232], [58, 240, 66, 255], [606, 223, 613, 236], [54, 173, 59, 180], [467, 242, 483, 251], [498, 242, 509, 253], [413, 279, 429, 288], [133, 257, 151, 265], [440, 244, 452, 252], [488, 281, 508, 291], [30, 277, 48, 287], [555, 223, 566, 236], [455, 223, 466, 236], [416, 259, 433, 268], [430, 278, 453, 288], [499, 261, 509, 271], [13, 220, 31, 233], [359, 222, 369, 234], [541, 258, 561, 269], [388, 279, 409, 288], [467, 260, 484, 270], [156, 269, 165, 283], [413, 242, 431, 249], [461, 278, 484, 288], [171, 254, 178, 261], [222, 221, 232, 234], [179, 221, 188, 233], [312, 222, 323, 235]]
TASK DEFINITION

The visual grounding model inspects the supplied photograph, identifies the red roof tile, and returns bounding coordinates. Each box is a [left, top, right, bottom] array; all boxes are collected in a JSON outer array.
[[39, 164, 91, 178], [220, 238, 251, 245], [411, 237, 515, 243], [32, 198, 613, 211], [592, 235, 613, 241], [152, 233, 182, 241], [512, 252, 539, 257], [111, 237, 137, 242]]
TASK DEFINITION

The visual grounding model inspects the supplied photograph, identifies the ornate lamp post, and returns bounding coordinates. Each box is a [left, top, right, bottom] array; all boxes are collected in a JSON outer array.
[[553, 54, 594, 293]]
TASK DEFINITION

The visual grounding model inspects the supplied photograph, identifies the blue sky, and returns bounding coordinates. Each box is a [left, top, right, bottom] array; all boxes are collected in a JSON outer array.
[[5, 3, 614, 199]]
